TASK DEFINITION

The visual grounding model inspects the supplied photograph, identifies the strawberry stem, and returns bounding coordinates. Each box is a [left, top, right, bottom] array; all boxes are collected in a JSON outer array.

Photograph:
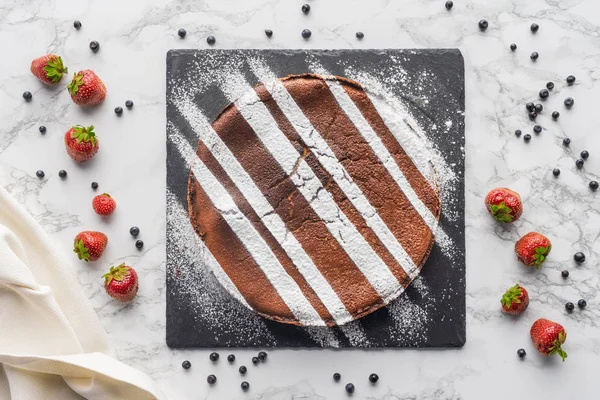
[[43, 55, 68, 83]]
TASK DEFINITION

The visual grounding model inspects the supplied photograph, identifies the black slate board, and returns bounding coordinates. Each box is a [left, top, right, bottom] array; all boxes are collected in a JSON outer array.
[[166, 49, 465, 348]]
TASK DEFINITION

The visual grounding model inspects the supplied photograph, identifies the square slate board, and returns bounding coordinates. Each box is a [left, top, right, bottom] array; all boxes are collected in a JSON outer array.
[[166, 49, 465, 348]]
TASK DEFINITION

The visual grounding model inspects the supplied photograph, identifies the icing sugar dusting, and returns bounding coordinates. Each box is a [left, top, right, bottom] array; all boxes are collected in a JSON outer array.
[[166, 189, 276, 346]]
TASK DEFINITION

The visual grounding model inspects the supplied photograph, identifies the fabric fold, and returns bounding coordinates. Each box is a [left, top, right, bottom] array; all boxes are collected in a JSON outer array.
[[0, 185, 165, 400]]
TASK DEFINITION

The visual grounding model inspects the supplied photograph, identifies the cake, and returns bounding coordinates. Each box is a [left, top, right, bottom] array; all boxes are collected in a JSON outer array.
[[187, 74, 441, 327]]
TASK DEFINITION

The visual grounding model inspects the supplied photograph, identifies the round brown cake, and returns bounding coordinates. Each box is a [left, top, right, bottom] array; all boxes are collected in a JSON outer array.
[[187, 74, 441, 327]]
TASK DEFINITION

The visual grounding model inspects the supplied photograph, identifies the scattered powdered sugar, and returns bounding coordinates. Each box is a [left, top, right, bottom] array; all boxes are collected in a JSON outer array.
[[388, 276, 433, 345], [166, 189, 277, 346]]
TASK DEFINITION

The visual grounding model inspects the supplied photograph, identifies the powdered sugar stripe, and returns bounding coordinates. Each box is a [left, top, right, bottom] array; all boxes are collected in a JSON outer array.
[[315, 71, 439, 244], [333, 67, 457, 256], [168, 129, 325, 326], [167, 190, 253, 310], [168, 107, 353, 326], [246, 60, 420, 280], [220, 72, 404, 305], [342, 69, 445, 189]]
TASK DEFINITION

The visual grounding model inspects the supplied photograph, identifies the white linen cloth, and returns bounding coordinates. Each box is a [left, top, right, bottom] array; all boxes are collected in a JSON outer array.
[[0, 185, 166, 400]]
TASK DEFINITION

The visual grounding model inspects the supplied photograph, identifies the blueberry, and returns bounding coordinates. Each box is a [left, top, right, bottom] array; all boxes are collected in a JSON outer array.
[[36, 170, 45, 179], [552, 111, 560, 119], [524, 134, 531, 142], [565, 302, 574, 312], [563, 138, 571, 146], [251, 356, 259, 365], [265, 29, 273, 37], [91, 181, 99, 190], [130, 226, 140, 236], [553, 168, 560, 177], [23, 91, 32, 100], [515, 129, 522, 137], [135, 240, 144, 249], [182, 360, 191, 369], [578, 299, 587, 308], [58, 170, 67, 179], [369, 373, 379, 383], [534, 103, 543, 113], [530, 51, 539, 60], [239, 365, 247, 374], [178, 28, 186, 38], [206, 35, 216, 45], [566, 75, 576, 85], [301, 4, 311, 13], [114, 106, 123, 115], [539, 89, 549, 99], [574, 252, 585, 263], [546, 82, 554, 90], [356, 32, 364, 39], [530, 23, 539, 33], [478, 19, 488, 31], [581, 150, 589, 159], [333, 373, 341, 381], [345, 383, 355, 394], [301, 29, 312, 39], [564, 97, 574, 108], [576, 159, 584, 169], [517, 348, 526, 358], [445, 1, 454, 10], [209, 352, 219, 362], [590, 181, 599, 191], [510, 43, 517, 51], [74, 20, 82, 29], [528, 111, 537, 120], [39, 126, 46, 134], [125, 100, 134, 108], [533, 125, 542, 134], [525, 102, 535, 112], [561, 270, 569, 278], [241, 381, 250, 391], [257, 351, 267, 361], [207, 375, 217, 385], [227, 354, 235, 362], [89, 40, 100, 52]]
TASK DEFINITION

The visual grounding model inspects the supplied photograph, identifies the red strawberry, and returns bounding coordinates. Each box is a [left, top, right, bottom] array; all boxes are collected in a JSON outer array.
[[67, 70, 106, 106], [103, 264, 139, 302], [485, 188, 523, 223], [64, 125, 99, 162], [92, 193, 116, 215], [73, 231, 107, 262], [530, 318, 567, 361], [30, 54, 68, 85], [515, 232, 551, 268], [500, 284, 529, 315]]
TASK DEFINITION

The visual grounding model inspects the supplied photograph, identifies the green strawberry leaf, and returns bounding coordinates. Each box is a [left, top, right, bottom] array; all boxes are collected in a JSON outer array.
[[490, 202, 514, 223], [71, 125, 97, 146], [67, 72, 84, 95], [500, 284, 523, 307]]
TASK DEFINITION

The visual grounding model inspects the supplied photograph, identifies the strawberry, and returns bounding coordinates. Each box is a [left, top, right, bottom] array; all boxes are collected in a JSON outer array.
[[530, 318, 567, 361], [92, 193, 116, 215], [485, 188, 523, 223], [67, 70, 106, 106], [515, 232, 551, 268], [30, 54, 68, 85], [103, 263, 139, 302], [500, 284, 529, 315], [64, 125, 99, 162], [73, 231, 107, 262]]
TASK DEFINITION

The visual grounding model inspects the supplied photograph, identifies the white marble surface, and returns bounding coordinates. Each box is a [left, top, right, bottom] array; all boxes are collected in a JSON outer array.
[[1, 0, 600, 398]]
